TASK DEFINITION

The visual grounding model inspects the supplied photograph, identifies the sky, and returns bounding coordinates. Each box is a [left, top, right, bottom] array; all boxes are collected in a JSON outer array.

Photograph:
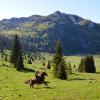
[[0, 0, 100, 23]]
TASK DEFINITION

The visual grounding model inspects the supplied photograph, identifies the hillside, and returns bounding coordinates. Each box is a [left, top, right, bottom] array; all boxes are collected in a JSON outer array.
[[0, 11, 100, 55]]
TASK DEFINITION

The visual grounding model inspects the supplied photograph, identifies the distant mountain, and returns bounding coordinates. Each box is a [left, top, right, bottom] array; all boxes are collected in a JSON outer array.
[[0, 11, 100, 55]]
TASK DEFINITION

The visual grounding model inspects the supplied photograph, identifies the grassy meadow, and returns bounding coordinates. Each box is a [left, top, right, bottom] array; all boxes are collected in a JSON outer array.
[[0, 54, 100, 100]]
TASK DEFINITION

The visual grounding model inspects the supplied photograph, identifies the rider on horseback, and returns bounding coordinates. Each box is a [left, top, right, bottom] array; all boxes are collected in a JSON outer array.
[[35, 70, 40, 81], [35, 70, 47, 82], [30, 71, 48, 88], [34, 63, 47, 82]]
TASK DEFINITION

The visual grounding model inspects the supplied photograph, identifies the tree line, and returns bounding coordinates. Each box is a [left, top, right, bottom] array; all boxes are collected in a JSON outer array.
[[0, 34, 96, 80]]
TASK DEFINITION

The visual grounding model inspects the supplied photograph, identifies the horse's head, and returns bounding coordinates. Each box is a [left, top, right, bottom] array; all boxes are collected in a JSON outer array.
[[41, 72, 48, 77]]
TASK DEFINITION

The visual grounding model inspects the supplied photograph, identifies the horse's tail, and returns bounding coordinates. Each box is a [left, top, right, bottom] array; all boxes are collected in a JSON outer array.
[[25, 79, 31, 84]]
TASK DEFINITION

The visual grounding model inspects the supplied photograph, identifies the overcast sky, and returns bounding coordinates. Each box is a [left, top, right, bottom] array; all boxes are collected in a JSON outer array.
[[0, 0, 100, 23]]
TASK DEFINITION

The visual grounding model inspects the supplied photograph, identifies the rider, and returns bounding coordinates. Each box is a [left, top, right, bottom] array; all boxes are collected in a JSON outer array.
[[35, 70, 40, 80]]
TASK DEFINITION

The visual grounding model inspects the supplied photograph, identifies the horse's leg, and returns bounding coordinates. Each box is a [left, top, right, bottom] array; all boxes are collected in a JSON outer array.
[[32, 84, 34, 88], [30, 82, 33, 88], [30, 80, 35, 88], [32, 82, 35, 88], [44, 82, 48, 87], [30, 83, 32, 88]]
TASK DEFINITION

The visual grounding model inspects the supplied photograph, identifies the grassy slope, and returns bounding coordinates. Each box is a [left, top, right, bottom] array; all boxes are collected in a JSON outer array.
[[0, 55, 100, 100]]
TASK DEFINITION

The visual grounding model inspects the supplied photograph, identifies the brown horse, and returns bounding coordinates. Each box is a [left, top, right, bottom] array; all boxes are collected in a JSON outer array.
[[30, 72, 48, 88]]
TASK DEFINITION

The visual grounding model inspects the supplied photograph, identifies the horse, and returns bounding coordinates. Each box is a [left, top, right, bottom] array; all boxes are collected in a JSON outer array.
[[30, 72, 48, 88]]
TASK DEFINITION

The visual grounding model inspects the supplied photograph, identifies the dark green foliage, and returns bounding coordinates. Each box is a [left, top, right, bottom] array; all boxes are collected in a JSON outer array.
[[84, 55, 96, 73], [31, 56, 34, 61], [52, 40, 67, 80], [73, 64, 77, 72], [27, 58, 32, 64], [0, 41, 4, 53], [53, 41, 63, 77], [10, 34, 24, 71], [57, 59, 67, 80], [43, 63, 45, 66], [47, 60, 51, 69], [24, 55, 27, 60], [78, 58, 85, 72], [16, 55, 24, 71], [5, 55, 8, 62], [1, 53, 3, 58], [78, 55, 96, 73], [74, 65, 76, 68], [27, 54, 30, 58], [68, 62, 72, 75]]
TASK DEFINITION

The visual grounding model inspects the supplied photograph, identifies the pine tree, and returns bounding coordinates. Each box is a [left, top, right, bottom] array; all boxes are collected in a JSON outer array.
[[68, 62, 72, 75], [84, 55, 96, 73], [57, 59, 67, 80], [52, 40, 67, 80], [10, 34, 24, 71], [78, 55, 96, 73], [90, 55, 96, 73], [53, 41, 63, 77], [73, 64, 77, 72], [27, 58, 32, 64], [47, 60, 51, 69], [0, 41, 4, 54], [5, 55, 8, 62], [16, 55, 24, 71], [78, 57, 85, 72]]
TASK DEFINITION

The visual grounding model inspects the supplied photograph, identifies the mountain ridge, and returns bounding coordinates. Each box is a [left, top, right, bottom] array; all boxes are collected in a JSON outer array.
[[0, 11, 100, 55]]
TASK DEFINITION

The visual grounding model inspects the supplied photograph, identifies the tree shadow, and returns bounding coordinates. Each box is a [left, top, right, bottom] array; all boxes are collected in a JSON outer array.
[[21, 67, 35, 73], [68, 77, 97, 81], [96, 72, 100, 74], [68, 77, 88, 81]]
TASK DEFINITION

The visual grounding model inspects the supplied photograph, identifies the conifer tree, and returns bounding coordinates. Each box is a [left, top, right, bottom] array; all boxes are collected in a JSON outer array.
[[5, 55, 8, 62], [78, 57, 85, 72], [16, 55, 24, 71], [27, 58, 32, 64], [78, 55, 96, 73], [53, 41, 63, 77], [10, 34, 24, 71], [0, 41, 4, 54], [52, 40, 67, 80], [73, 64, 77, 72], [47, 60, 51, 69], [57, 59, 67, 80], [68, 62, 72, 75], [84, 55, 96, 73]]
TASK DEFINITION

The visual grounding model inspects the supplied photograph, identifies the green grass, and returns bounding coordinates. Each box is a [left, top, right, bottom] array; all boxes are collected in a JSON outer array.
[[0, 55, 100, 100]]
